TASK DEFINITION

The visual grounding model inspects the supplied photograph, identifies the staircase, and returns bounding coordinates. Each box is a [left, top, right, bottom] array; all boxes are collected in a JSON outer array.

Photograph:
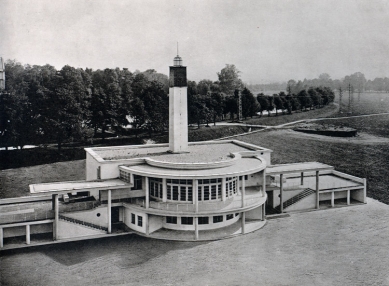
[[59, 214, 108, 232], [275, 188, 315, 212]]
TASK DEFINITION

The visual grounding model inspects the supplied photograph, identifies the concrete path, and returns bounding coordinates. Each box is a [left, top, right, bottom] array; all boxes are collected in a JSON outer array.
[[217, 112, 389, 140]]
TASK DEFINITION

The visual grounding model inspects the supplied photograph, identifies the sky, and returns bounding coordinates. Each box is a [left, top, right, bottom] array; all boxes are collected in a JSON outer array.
[[1, 0, 389, 84]]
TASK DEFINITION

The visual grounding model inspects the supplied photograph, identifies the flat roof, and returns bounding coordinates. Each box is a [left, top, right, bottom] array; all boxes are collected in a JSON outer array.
[[30, 179, 130, 194], [85, 140, 272, 164], [266, 162, 334, 175], [120, 156, 265, 179]]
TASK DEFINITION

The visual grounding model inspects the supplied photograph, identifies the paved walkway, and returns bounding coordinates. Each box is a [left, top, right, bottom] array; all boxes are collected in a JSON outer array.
[[217, 111, 389, 140]]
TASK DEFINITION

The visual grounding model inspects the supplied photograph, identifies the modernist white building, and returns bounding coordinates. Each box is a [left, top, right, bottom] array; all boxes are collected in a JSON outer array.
[[0, 55, 367, 249]]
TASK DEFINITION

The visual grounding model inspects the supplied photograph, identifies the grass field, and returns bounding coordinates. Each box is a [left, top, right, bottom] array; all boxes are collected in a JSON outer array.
[[336, 91, 389, 116]]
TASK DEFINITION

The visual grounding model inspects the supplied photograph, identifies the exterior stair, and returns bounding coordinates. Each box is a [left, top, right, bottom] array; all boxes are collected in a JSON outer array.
[[275, 188, 315, 212], [59, 214, 108, 232]]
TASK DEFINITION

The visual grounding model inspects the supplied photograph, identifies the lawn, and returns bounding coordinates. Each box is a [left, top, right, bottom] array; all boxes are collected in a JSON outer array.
[[235, 129, 389, 204]]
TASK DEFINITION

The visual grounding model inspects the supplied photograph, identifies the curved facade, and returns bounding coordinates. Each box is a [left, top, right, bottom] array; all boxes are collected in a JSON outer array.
[[82, 140, 271, 241]]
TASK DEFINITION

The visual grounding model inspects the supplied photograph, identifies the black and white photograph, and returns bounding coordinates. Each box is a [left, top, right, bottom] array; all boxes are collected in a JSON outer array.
[[1, 0, 389, 285]]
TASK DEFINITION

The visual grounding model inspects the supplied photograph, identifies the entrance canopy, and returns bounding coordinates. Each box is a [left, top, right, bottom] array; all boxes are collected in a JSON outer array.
[[29, 179, 131, 195], [266, 162, 334, 175]]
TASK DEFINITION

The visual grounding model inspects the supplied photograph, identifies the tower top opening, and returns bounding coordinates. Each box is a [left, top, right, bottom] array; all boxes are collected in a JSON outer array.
[[173, 42, 183, 66]]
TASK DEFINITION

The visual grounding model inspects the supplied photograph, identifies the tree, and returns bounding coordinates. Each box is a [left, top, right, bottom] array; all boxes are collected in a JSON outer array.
[[217, 64, 243, 96], [298, 90, 309, 111], [197, 79, 213, 95], [40, 65, 91, 151], [241, 87, 258, 119], [343, 72, 366, 92], [90, 68, 123, 140], [188, 94, 212, 128], [256, 93, 268, 117], [266, 96, 274, 117], [273, 95, 283, 116], [224, 95, 237, 120], [209, 92, 224, 125], [308, 88, 321, 108]]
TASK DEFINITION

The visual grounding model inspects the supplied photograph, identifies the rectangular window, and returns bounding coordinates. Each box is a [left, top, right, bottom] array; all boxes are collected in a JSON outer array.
[[167, 185, 172, 200], [204, 186, 209, 200], [137, 215, 143, 227], [245, 175, 248, 180], [188, 187, 193, 201], [166, 216, 177, 224], [217, 185, 222, 198], [211, 185, 217, 200], [213, 215, 223, 223], [97, 166, 101, 180], [226, 214, 234, 220], [180, 186, 187, 201], [198, 187, 202, 201], [132, 175, 142, 190], [198, 217, 209, 225], [131, 213, 135, 224], [181, 217, 193, 225], [172, 186, 179, 200]]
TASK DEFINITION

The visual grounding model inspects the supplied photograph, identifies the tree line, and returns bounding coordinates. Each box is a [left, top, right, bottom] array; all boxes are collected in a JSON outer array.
[[249, 72, 389, 94], [0, 61, 334, 151]]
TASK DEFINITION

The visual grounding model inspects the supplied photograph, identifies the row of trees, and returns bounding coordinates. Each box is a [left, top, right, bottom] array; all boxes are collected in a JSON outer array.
[[257, 87, 335, 117], [0, 61, 172, 150], [286, 72, 389, 94], [0, 60, 334, 151]]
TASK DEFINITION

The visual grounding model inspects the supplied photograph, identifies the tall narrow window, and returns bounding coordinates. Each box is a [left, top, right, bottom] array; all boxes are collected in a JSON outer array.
[[131, 213, 135, 224], [137, 215, 143, 227]]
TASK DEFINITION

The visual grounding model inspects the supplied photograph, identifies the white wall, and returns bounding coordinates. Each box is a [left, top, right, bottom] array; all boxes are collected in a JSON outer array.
[[245, 171, 264, 188], [246, 206, 263, 220], [169, 87, 188, 153], [57, 220, 105, 240], [123, 208, 146, 233], [148, 215, 163, 234], [86, 152, 100, 181], [350, 189, 365, 203], [284, 193, 316, 212]]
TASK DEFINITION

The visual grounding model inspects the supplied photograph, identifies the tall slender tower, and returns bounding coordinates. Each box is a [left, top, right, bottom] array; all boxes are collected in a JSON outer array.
[[168, 51, 188, 153], [0, 57, 5, 90]]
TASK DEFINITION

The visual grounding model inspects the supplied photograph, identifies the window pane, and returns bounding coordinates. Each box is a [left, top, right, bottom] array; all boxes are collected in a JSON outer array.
[[173, 186, 179, 200], [180, 186, 186, 201], [166, 216, 177, 224], [198, 217, 209, 224], [167, 185, 172, 200], [131, 213, 135, 224], [204, 186, 209, 200], [181, 217, 193, 225]]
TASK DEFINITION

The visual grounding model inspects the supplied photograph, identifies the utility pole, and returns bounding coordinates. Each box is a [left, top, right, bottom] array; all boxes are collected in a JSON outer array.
[[238, 90, 242, 122]]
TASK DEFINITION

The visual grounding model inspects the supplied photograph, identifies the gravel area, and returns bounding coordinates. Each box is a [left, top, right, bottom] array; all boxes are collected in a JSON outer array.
[[1, 198, 388, 286]]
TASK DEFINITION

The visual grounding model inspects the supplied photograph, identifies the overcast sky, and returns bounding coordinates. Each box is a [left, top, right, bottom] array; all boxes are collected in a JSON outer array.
[[1, 0, 389, 83]]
